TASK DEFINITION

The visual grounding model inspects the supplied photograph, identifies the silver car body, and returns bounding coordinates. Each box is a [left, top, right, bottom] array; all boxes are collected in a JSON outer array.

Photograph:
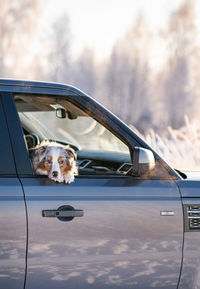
[[0, 79, 199, 289]]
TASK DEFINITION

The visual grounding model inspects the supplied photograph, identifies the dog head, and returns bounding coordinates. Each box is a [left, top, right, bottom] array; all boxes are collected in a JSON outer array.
[[31, 141, 77, 183]]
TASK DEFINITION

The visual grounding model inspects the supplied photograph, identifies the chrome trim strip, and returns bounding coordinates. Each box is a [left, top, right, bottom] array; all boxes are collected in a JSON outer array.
[[188, 210, 200, 213]]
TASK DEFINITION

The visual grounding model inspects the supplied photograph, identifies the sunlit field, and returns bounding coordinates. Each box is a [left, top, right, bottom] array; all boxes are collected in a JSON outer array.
[[143, 116, 200, 170]]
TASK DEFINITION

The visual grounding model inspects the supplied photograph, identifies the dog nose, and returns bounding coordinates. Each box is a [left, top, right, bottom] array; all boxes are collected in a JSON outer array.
[[52, 171, 58, 177]]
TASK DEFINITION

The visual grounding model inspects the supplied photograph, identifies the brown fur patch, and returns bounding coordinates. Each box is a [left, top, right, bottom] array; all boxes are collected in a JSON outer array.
[[48, 156, 53, 161], [58, 156, 64, 164], [37, 161, 48, 172], [38, 155, 53, 173], [61, 164, 71, 175]]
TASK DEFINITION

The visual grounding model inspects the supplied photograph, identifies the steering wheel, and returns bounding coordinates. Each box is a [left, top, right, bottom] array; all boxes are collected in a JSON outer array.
[[25, 133, 40, 149]]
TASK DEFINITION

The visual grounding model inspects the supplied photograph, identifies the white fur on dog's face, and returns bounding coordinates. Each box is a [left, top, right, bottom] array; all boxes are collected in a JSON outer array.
[[32, 142, 77, 184]]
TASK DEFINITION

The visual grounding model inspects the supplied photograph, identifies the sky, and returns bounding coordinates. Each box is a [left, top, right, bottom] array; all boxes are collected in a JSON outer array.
[[45, 0, 186, 61]]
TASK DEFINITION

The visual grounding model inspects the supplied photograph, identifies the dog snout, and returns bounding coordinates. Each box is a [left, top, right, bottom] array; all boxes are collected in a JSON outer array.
[[52, 171, 58, 178]]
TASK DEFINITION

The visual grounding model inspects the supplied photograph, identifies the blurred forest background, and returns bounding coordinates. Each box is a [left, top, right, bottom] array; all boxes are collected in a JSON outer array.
[[1, 0, 200, 169]]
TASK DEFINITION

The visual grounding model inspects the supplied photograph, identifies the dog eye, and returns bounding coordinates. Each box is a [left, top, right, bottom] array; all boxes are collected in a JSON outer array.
[[47, 160, 52, 165], [59, 160, 64, 165]]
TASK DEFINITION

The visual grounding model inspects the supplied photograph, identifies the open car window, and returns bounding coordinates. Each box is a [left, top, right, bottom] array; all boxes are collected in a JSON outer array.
[[14, 95, 132, 176]]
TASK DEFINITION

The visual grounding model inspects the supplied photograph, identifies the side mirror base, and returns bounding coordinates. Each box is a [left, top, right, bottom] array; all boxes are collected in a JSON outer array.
[[132, 147, 155, 176]]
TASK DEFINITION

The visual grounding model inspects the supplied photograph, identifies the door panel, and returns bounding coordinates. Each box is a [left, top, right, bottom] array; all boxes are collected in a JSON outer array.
[[0, 178, 26, 289], [21, 176, 183, 289], [0, 94, 26, 289]]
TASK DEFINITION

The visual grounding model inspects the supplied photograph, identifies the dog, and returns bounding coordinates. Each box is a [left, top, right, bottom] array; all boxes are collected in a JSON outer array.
[[30, 141, 77, 184]]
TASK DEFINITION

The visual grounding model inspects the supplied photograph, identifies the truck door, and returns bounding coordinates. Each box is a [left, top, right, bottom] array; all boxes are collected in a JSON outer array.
[[21, 177, 183, 289], [11, 92, 183, 289]]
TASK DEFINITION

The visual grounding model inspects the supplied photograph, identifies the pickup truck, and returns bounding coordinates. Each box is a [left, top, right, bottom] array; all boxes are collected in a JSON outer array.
[[0, 79, 198, 289]]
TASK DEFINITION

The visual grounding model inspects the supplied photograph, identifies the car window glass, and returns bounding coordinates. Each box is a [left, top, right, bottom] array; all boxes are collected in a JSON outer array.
[[14, 95, 131, 176]]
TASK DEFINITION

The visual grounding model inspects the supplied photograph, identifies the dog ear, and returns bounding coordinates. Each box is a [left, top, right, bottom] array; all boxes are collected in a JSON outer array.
[[66, 147, 77, 160], [33, 145, 47, 156]]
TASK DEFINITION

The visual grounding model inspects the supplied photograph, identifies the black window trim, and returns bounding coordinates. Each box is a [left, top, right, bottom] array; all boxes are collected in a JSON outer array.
[[1, 92, 33, 176]]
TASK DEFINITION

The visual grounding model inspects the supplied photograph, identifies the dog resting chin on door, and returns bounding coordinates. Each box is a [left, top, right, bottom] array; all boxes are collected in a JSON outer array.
[[30, 140, 77, 184]]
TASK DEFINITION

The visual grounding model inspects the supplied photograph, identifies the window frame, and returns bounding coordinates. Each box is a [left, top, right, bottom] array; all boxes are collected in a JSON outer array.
[[3, 89, 178, 180], [0, 93, 17, 176]]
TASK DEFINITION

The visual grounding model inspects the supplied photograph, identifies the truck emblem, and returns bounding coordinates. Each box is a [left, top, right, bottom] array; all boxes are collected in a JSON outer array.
[[160, 211, 174, 216]]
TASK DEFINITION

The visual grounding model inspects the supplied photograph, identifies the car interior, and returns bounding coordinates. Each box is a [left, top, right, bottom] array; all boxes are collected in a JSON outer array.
[[14, 95, 132, 177]]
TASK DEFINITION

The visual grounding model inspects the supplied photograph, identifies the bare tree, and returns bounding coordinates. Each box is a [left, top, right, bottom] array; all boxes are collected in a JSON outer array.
[[163, 0, 198, 128], [0, 0, 44, 78], [71, 48, 97, 96], [47, 14, 72, 83], [103, 13, 153, 133]]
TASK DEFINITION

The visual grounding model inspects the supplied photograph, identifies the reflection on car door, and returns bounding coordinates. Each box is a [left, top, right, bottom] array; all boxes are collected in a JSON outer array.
[[21, 176, 183, 289], [0, 96, 26, 289], [0, 178, 26, 289]]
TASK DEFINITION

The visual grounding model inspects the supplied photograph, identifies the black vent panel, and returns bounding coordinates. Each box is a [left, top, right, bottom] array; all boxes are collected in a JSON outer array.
[[185, 205, 200, 231]]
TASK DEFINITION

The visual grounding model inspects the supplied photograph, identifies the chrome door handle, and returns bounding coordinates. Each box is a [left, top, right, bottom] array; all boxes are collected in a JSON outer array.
[[42, 205, 84, 221], [42, 209, 84, 218]]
